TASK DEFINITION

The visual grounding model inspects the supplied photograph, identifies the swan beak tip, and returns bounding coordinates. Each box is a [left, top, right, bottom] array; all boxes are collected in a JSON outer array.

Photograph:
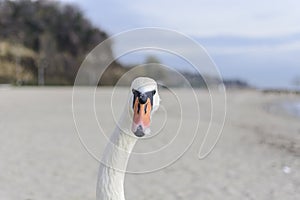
[[134, 125, 145, 137]]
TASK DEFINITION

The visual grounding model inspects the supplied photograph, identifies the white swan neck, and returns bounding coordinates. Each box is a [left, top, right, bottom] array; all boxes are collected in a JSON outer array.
[[96, 122, 137, 200]]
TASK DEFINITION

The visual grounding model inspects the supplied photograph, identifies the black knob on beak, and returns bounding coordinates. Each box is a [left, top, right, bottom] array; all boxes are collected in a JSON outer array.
[[139, 93, 147, 104]]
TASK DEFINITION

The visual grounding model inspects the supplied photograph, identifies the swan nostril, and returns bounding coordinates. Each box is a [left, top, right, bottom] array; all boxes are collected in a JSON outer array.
[[134, 125, 145, 137]]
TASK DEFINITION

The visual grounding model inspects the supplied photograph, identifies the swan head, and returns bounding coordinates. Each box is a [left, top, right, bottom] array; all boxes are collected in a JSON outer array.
[[130, 77, 160, 137]]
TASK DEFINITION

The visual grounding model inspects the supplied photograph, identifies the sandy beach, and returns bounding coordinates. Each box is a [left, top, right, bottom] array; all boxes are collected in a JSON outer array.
[[0, 87, 299, 200]]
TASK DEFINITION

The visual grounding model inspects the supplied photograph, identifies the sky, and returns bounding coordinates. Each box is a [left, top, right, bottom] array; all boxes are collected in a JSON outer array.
[[62, 0, 300, 89]]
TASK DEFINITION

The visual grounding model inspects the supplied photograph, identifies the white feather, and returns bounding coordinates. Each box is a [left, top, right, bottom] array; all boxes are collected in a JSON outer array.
[[96, 77, 159, 200]]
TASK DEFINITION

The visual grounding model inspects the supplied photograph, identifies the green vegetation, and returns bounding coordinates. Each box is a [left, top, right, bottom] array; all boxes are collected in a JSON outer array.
[[0, 0, 223, 87], [0, 41, 36, 84], [0, 0, 122, 85]]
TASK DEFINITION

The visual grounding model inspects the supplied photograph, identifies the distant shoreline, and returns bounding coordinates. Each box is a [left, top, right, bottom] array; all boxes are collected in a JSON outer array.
[[265, 100, 300, 118], [282, 101, 300, 117], [261, 88, 300, 95]]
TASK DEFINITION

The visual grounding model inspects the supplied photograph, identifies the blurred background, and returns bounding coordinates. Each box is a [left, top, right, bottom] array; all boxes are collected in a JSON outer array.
[[0, 0, 299, 90], [1, 1, 300, 200]]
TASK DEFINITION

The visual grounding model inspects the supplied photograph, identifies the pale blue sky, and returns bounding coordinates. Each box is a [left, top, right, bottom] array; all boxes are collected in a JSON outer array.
[[63, 0, 300, 89]]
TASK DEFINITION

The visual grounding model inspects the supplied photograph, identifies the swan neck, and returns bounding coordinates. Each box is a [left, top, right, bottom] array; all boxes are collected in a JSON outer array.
[[96, 111, 137, 200]]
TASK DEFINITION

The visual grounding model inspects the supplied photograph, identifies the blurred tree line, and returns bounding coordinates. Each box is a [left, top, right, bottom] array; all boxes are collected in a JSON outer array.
[[0, 0, 123, 85], [0, 0, 223, 87]]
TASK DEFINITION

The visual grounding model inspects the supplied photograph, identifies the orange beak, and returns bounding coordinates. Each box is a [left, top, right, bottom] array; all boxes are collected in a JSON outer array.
[[132, 97, 152, 137]]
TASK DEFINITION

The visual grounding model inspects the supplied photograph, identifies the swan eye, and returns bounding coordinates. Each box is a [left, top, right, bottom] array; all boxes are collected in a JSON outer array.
[[145, 90, 156, 106], [132, 89, 140, 108]]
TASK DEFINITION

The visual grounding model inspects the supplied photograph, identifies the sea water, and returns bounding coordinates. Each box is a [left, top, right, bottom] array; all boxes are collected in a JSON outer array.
[[283, 102, 300, 117], [294, 102, 300, 117]]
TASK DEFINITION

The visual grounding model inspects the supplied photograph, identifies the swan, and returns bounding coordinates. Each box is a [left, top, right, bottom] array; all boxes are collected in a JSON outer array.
[[96, 77, 160, 200]]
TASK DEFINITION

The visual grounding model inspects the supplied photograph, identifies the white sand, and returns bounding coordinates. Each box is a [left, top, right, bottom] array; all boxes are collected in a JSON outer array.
[[0, 87, 299, 200]]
